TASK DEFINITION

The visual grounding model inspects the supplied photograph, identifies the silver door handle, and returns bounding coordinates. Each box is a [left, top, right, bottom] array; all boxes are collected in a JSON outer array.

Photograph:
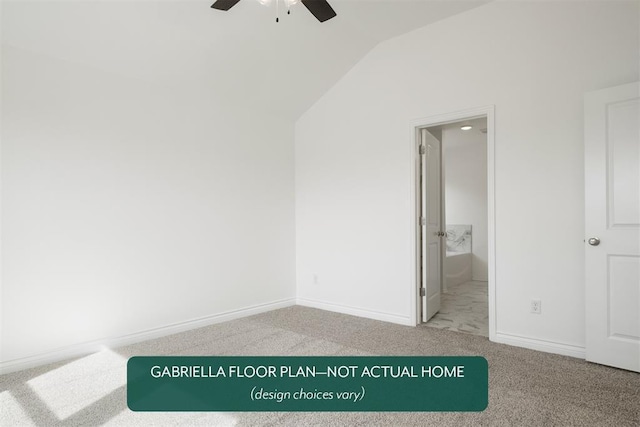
[[588, 237, 600, 246]]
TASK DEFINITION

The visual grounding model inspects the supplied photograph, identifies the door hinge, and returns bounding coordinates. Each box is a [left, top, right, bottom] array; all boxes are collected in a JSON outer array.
[[419, 145, 426, 155], [420, 217, 426, 226], [420, 288, 426, 297]]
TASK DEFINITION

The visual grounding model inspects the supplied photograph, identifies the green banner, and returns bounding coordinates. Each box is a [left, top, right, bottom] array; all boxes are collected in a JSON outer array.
[[127, 356, 488, 412]]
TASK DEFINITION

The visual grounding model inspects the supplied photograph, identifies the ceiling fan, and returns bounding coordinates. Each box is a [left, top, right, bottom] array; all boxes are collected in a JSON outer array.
[[211, 0, 337, 23]]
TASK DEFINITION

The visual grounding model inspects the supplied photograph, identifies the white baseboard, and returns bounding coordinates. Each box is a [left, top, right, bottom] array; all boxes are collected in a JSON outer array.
[[0, 298, 296, 375], [297, 297, 413, 326], [2, 300, 587, 375], [494, 332, 586, 359]]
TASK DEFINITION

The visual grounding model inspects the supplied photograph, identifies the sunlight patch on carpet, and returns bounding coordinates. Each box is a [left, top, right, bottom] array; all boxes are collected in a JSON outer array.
[[0, 390, 37, 426], [26, 348, 126, 421]]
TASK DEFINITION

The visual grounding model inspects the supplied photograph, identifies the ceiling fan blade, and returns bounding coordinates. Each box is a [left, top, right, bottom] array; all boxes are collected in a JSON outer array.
[[211, 0, 242, 11], [301, 0, 337, 23]]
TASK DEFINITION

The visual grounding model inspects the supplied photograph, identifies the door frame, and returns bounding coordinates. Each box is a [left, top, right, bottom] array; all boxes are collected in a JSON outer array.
[[409, 105, 496, 342]]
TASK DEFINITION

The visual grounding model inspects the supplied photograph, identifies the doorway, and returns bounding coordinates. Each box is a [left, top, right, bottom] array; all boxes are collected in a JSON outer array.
[[426, 118, 488, 336], [411, 106, 496, 341]]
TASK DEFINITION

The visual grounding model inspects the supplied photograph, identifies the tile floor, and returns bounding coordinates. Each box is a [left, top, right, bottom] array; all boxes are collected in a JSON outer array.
[[425, 280, 488, 337]]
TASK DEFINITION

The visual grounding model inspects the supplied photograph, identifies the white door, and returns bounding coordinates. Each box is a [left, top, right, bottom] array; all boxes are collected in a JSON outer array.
[[585, 82, 640, 372], [420, 129, 442, 322]]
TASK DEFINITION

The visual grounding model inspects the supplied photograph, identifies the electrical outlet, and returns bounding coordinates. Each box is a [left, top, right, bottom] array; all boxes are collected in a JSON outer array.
[[313, 274, 319, 285], [531, 299, 541, 314]]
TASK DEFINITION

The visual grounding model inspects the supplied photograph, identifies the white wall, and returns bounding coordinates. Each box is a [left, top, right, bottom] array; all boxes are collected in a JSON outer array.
[[1, 45, 296, 367], [443, 125, 488, 281], [295, 1, 639, 350]]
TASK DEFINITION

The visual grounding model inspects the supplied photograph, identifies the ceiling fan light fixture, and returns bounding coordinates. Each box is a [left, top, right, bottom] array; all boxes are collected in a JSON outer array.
[[211, 0, 336, 22]]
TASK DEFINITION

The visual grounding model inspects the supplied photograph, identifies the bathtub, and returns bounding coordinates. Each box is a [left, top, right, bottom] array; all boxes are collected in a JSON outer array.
[[445, 251, 472, 288]]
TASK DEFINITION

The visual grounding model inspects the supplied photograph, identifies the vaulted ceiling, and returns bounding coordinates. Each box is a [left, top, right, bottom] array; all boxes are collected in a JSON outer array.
[[2, 0, 490, 120]]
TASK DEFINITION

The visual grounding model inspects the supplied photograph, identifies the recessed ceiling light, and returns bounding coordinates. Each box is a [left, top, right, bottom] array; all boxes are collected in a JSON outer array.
[[460, 125, 473, 131]]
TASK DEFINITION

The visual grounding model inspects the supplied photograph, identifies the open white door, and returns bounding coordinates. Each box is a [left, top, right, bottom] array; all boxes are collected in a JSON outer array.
[[419, 129, 442, 322], [585, 82, 640, 372]]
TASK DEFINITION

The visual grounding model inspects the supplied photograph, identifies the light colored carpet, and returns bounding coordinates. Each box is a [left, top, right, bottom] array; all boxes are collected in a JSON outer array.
[[1, 305, 639, 426], [426, 280, 488, 337]]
